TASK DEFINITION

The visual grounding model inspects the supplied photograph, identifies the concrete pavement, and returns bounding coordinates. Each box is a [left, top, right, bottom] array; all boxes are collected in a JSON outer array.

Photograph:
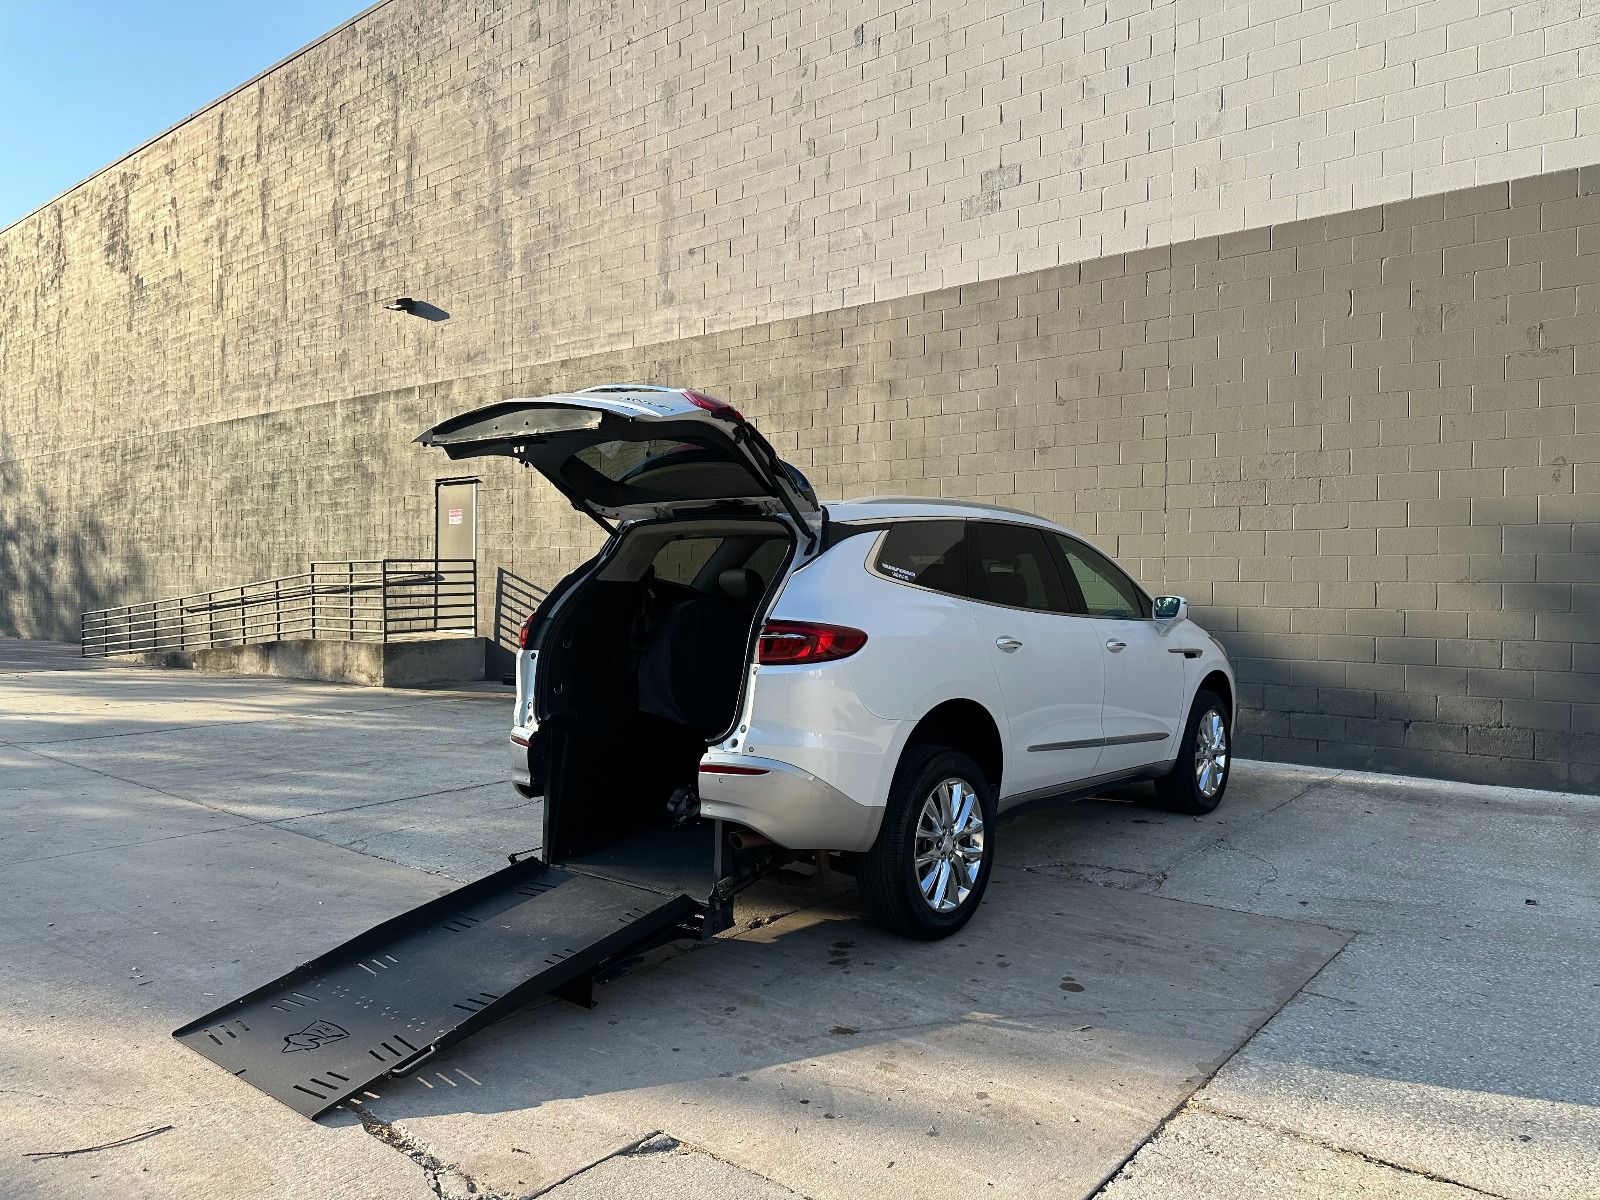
[[0, 638, 1594, 1199]]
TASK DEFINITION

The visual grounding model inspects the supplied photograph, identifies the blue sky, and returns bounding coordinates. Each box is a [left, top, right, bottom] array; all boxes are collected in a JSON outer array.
[[0, 1, 369, 229]]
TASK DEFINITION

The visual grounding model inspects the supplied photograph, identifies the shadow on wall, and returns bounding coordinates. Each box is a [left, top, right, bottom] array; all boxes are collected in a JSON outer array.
[[487, 567, 548, 680], [1227, 519, 1599, 793], [0, 441, 143, 641]]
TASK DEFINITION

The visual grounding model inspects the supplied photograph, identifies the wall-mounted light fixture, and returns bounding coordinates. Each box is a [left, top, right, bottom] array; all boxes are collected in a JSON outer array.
[[382, 296, 416, 312]]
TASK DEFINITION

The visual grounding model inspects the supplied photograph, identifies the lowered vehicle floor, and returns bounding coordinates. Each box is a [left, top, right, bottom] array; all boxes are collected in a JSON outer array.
[[174, 824, 737, 1117]]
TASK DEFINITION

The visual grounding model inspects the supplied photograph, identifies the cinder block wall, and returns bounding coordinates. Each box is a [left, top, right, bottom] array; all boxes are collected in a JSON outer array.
[[2, 0, 1598, 790]]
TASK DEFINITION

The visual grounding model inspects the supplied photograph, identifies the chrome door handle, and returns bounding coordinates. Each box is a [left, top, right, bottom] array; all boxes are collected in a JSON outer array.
[[1106, 639, 1126, 652], [995, 636, 1023, 652]]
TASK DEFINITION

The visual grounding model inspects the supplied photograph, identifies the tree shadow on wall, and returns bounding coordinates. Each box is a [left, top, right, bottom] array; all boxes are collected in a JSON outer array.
[[0, 440, 145, 642]]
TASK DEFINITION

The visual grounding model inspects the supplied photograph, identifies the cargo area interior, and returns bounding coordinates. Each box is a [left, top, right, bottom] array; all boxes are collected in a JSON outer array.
[[533, 517, 794, 885]]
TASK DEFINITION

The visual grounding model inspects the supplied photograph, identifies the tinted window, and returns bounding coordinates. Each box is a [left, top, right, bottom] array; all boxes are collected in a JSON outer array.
[[970, 523, 1072, 613], [874, 521, 967, 596], [650, 536, 723, 586], [1056, 537, 1150, 619], [742, 538, 788, 587]]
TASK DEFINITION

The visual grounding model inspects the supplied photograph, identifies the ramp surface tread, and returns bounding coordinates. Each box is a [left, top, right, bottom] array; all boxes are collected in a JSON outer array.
[[173, 857, 700, 1117]]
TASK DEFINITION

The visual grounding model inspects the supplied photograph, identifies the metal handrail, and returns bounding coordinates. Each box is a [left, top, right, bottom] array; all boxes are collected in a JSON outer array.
[[81, 559, 477, 658]]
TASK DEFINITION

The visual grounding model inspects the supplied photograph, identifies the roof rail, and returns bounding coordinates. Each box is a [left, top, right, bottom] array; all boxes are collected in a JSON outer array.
[[844, 495, 1048, 521]]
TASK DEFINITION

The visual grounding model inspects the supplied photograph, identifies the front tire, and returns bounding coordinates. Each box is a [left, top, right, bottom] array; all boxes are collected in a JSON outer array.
[[858, 746, 996, 940], [1151, 690, 1231, 814]]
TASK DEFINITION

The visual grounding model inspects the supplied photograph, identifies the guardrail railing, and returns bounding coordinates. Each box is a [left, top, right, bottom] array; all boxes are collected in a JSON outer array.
[[80, 559, 477, 658]]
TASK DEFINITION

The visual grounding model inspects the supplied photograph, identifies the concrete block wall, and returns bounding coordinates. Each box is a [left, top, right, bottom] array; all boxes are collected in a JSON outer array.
[[5, 0, 1598, 458], [2, 0, 1598, 790]]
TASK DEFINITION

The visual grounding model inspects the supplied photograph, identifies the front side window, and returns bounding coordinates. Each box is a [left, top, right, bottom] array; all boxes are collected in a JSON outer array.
[[873, 521, 968, 596], [969, 522, 1072, 613], [1055, 536, 1150, 619]]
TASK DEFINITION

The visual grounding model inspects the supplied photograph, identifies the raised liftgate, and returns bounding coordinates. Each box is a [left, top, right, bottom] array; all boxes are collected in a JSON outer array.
[[173, 823, 745, 1117]]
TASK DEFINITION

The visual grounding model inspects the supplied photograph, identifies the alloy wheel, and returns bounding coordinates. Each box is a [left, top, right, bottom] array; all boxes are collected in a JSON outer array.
[[914, 776, 985, 912], [1194, 709, 1228, 798]]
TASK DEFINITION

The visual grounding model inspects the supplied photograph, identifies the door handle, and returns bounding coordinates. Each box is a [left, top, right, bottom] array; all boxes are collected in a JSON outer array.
[[1105, 639, 1126, 652], [995, 636, 1023, 652]]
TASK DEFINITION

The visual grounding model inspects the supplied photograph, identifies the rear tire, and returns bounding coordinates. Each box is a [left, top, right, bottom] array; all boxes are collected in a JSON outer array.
[[858, 746, 996, 940], [1150, 690, 1231, 814]]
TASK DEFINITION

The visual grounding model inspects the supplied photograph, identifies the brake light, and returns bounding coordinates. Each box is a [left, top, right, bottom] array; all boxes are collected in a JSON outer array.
[[758, 621, 868, 665], [518, 613, 536, 649], [681, 388, 744, 422]]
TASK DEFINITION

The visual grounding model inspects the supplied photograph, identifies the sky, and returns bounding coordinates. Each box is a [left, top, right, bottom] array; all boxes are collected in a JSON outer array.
[[0, 0, 371, 230]]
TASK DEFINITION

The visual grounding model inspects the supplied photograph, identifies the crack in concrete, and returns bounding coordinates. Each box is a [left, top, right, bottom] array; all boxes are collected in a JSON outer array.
[[1213, 841, 1282, 896], [1185, 1103, 1513, 1199], [1148, 769, 1345, 889], [1010, 769, 1344, 902], [525, 1130, 812, 1200], [355, 1108, 492, 1200], [1016, 860, 1165, 891], [353, 1121, 710, 1200], [522, 1130, 674, 1198]]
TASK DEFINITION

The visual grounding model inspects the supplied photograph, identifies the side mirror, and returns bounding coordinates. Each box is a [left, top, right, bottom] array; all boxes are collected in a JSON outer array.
[[1153, 595, 1188, 633]]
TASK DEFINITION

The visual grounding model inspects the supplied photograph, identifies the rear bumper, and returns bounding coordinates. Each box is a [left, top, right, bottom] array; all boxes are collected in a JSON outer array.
[[698, 754, 882, 853], [510, 730, 532, 790]]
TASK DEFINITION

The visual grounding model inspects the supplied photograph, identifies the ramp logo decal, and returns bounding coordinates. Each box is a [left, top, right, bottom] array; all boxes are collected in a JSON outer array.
[[281, 1019, 350, 1053]]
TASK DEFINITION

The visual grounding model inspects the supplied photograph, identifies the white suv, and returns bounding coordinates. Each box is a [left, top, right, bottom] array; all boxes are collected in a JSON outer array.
[[420, 385, 1235, 938]]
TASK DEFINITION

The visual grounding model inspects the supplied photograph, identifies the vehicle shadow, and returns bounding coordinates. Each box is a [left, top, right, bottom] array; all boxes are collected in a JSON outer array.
[[335, 862, 1346, 1139]]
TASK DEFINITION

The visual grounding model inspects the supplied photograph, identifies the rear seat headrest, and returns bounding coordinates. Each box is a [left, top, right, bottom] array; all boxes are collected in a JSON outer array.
[[717, 568, 763, 604]]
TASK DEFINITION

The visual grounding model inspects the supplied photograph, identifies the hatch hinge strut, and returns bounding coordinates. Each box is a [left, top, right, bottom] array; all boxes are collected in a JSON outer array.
[[734, 425, 819, 552]]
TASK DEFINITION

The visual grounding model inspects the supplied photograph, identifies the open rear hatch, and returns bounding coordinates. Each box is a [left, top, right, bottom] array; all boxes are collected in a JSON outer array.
[[176, 385, 802, 1118], [415, 385, 819, 542]]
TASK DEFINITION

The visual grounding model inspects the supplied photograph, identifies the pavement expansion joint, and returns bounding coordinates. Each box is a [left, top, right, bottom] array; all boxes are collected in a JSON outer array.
[[1186, 1103, 1514, 1200], [1088, 932, 1358, 1197]]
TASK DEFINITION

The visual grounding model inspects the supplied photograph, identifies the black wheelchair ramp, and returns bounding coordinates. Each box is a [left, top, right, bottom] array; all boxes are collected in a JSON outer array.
[[173, 841, 714, 1118]]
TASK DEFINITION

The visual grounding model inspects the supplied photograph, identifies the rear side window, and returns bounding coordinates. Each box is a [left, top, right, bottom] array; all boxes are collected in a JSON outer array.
[[650, 536, 722, 586], [970, 522, 1073, 613], [741, 538, 788, 587], [1055, 536, 1150, 619], [647, 531, 790, 591], [874, 521, 967, 596]]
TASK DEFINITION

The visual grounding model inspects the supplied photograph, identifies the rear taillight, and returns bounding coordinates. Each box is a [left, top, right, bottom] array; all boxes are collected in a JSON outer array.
[[517, 614, 536, 649], [681, 388, 744, 422], [758, 621, 868, 665]]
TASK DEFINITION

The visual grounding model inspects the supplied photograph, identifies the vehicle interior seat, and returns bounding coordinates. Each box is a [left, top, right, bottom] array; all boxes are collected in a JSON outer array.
[[637, 567, 764, 733]]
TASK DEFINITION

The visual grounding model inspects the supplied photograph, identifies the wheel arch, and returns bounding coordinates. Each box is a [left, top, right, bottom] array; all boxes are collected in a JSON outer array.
[[902, 698, 1003, 793], [1197, 669, 1233, 719]]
